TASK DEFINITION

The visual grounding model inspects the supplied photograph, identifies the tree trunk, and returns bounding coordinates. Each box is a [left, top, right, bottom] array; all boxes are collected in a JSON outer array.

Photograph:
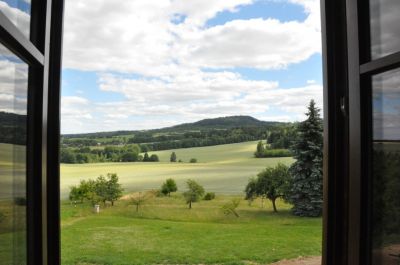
[[272, 198, 278, 212], [111, 201, 114, 206], [136, 204, 139, 212], [189, 200, 192, 209]]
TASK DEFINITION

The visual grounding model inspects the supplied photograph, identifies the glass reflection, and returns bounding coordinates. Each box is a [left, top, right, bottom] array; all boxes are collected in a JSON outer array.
[[0, 43, 28, 264], [372, 68, 400, 265], [0, 0, 31, 38]]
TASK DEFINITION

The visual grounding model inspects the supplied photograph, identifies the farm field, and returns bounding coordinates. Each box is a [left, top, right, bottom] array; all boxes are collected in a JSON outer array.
[[60, 141, 294, 198]]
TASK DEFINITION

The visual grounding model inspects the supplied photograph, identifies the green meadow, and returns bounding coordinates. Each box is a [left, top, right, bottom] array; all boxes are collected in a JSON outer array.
[[0, 142, 322, 264], [61, 195, 322, 265]]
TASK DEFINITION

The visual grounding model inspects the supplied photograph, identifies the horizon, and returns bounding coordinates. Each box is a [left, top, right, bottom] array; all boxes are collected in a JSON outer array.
[[61, 0, 323, 134]]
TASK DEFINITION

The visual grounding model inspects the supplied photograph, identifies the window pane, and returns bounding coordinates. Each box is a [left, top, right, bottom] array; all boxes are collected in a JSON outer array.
[[0, 43, 28, 264], [372, 68, 400, 264], [369, 0, 400, 59], [0, 0, 31, 39]]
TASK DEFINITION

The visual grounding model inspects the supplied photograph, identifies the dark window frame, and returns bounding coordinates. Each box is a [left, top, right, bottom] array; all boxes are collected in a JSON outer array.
[[2, 0, 397, 264], [322, 0, 400, 264], [0, 0, 64, 264]]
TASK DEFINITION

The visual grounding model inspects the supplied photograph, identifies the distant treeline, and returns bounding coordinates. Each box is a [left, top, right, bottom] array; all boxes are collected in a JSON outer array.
[[61, 145, 159, 164], [59, 116, 300, 164]]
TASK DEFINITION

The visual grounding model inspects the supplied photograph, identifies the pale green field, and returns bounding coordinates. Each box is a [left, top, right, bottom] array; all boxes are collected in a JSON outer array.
[[61, 141, 294, 198]]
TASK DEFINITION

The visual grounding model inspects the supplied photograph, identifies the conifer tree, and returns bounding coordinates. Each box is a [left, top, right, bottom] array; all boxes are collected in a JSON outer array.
[[289, 100, 323, 217]]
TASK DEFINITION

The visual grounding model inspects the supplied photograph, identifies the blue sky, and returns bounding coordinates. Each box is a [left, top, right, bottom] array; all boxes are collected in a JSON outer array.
[[60, 0, 323, 133]]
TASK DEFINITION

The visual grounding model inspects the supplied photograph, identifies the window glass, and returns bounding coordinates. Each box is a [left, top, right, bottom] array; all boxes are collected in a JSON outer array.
[[0, 43, 28, 265], [369, 0, 400, 59], [0, 0, 31, 39], [372, 68, 400, 264]]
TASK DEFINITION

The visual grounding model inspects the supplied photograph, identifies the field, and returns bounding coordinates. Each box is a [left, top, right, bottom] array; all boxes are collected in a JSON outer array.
[[1, 141, 322, 264], [61, 195, 322, 265], [60, 141, 294, 198]]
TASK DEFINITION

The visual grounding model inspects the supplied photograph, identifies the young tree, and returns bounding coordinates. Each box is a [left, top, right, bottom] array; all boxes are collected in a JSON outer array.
[[254, 140, 266, 158], [161, 178, 178, 196], [105, 173, 124, 206], [94, 175, 108, 205], [69, 185, 84, 203], [143, 152, 150, 162], [221, 198, 241, 217], [183, 179, 205, 209], [289, 99, 323, 217], [170, 152, 177, 162], [256, 163, 291, 212], [129, 192, 149, 212]]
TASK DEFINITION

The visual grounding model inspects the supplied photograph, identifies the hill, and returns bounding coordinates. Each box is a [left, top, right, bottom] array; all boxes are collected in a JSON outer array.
[[63, 115, 281, 138], [167, 115, 278, 131]]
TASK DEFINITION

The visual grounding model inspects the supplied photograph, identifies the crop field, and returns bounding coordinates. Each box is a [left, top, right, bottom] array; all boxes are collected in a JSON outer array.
[[60, 141, 294, 198]]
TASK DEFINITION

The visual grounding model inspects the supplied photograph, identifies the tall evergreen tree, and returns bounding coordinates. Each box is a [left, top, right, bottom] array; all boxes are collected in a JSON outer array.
[[170, 152, 177, 162], [289, 100, 323, 217]]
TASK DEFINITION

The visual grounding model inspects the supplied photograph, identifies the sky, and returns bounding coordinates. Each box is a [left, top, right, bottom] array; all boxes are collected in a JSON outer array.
[[59, 0, 324, 134]]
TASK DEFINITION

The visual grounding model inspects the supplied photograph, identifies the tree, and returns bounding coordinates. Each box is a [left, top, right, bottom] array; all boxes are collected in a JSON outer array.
[[129, 192, 150, 212], [244, 177, 258, 205], [256, 163, 291, 212], [143, 152, 150, 162], [183, 179, 205, 209], [221, 198, 241, 217], [121, 152, 138, 162], [161, 178, 178, 196], [104, 173, 124, 206], [94, 175, 108, 205], [69, 185, 84, 203], [289, 99, 323, 217], [189, 158, 197, 163], [170, 152, 177, 162], [149, 154, 159, 162], [254, 140, 266, 157]]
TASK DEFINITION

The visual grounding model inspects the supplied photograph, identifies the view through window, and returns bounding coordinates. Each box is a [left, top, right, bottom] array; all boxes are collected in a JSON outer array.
[[60, 1, 323, 264]]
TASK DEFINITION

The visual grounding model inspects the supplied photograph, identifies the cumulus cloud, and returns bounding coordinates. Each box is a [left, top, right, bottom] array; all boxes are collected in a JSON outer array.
[[63, 0, 321, 73], [60, 0, 323, 133]]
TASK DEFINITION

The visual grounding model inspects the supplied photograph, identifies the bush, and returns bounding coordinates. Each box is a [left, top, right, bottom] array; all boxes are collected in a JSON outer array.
[[150, 154, 159, 162], [189, 158, 197, 163], [263, 149, 292, 158], [204, 192, 215, 200]]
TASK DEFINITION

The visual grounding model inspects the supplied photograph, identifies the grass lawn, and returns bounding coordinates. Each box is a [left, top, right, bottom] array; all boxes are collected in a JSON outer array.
[[60, 141, 294, 198], [61, 195, 322, 265]]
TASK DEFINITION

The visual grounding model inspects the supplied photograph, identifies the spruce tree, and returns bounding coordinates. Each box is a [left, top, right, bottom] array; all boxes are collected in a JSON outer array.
[[289, 99, 323, 217]]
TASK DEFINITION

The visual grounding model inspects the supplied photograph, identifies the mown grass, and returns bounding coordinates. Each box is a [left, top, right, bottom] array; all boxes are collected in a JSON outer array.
[[61, 195, 322, 265], [60, 141, 293, 198]]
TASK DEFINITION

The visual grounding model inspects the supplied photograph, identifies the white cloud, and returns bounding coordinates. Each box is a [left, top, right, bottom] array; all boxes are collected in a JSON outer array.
[[61, 72, 322, 133], [63, 0, 321, 73], [60, 0, 323, 133]]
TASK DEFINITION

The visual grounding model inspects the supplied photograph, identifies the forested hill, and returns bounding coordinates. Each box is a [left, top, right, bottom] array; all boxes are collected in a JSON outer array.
[[61, 116, 289, 151], [168, 116, 278, 131], [63, 116, 281, 139]]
